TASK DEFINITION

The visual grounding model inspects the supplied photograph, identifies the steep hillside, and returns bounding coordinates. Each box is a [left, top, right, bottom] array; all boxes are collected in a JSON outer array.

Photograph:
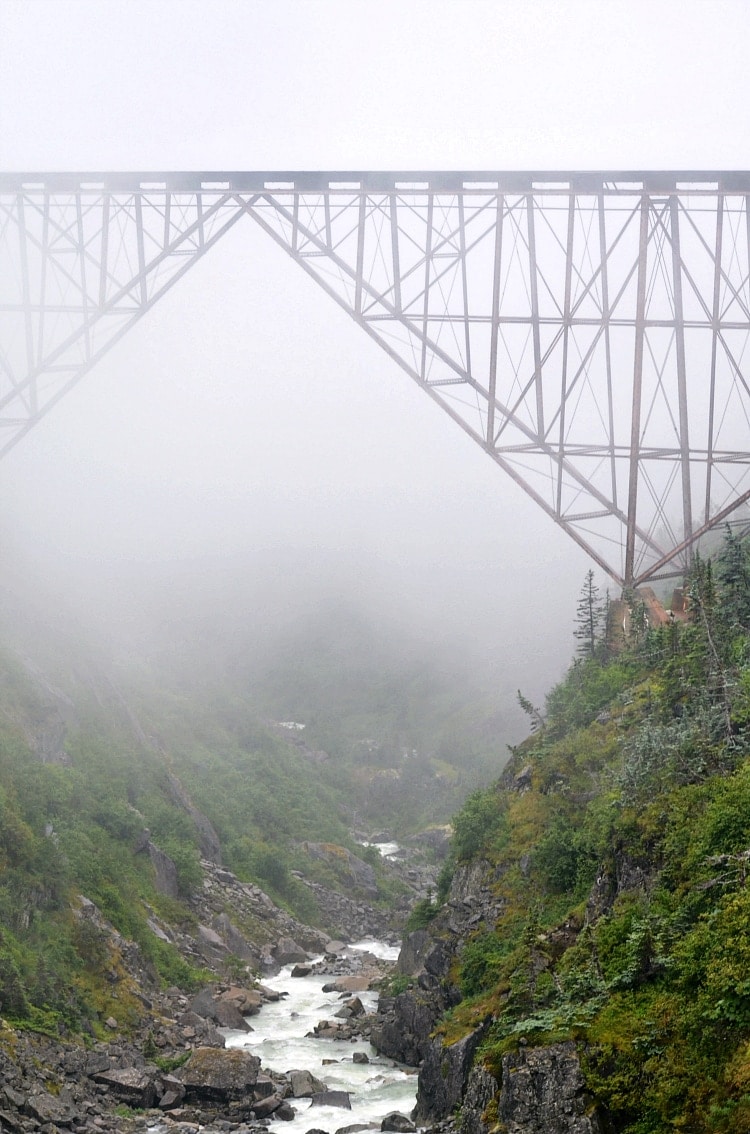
[[375, 532, 750, 1134]]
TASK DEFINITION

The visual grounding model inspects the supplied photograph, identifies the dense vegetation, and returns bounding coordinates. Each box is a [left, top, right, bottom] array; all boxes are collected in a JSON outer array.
[[434, 531, 750, 1133]]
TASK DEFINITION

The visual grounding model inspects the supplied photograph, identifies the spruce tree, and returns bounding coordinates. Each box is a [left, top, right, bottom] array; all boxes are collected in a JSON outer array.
[[717, 525, 750, 631], [574, 569, 605, 659]]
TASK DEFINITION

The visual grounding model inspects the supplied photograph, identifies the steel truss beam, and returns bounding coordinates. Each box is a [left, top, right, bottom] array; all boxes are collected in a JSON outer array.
[[2, 171, 750, 588]]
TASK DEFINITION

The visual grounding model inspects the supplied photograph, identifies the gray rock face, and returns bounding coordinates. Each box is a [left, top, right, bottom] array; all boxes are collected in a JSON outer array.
[[395, 928, 432, 975], [146, 841, 180, 898], [166, 770, 223, 864], [461, 1063, 499, 1134], [414, 1025, 488, 1122], [369, 989, 441, 1065], [497, 1043, 603, 1134]]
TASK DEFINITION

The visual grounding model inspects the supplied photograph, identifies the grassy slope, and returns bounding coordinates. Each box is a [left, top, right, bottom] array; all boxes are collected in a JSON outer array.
[[432, 536, 750, 1133]]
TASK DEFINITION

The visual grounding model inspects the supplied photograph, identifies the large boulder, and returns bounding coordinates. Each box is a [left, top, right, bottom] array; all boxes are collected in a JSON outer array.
[[219, 985, 263, 1015], [188, 984, 260, 1031], [178, 1046, 261, 1102], [382, 1114, 416, 1132], [288, 1069, 328, 1097], [24, 1088, 77, 1126], [92, 1067, 158, 1108], [311, 1090, 352, 1109], [274, 936, 308, 964]]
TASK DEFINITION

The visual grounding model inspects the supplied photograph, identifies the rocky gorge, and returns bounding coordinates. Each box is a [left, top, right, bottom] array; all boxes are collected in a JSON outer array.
[[0, 851, 408, 1134]]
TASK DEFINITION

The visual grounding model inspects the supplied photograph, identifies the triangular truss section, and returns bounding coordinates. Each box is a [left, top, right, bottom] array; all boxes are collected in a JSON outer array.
[[2, 171, 750, 587]]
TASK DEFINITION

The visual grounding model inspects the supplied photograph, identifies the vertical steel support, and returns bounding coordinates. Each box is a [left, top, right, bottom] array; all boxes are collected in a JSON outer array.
[[625, 194, 651, 586], [75, 192, 90, 362], [196, 193, 205, 249], [526, 193, 544, 437], [556, 193, 576, 516], [705, 194, 724, 523], [98, 193, 110, 310], [134, 194, 147, 306], [163, 192, 171, 251], [420, 194, 434, 381], [486, 193, 503, 447], [324, 194, 332, 250], [17, 194, 35, 411], [35, 193, 50, 406], [389, 193, 401, 314], [669, 194, 693, 551], [291, 192, 299, 253], [458, 194, 471, 376], [598, 191, 617, 509], [354, 191, 366, 316]]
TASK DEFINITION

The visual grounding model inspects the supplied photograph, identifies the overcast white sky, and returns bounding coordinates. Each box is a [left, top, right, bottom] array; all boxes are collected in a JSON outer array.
[[0, 0, 748, 700]]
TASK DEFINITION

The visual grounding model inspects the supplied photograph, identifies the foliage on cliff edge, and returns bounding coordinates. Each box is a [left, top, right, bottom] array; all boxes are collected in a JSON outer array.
[[440, 531, 750, 1133]]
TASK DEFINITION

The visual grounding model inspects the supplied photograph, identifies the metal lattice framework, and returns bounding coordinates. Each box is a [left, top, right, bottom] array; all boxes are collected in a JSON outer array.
[[2, 170, 750, 587]]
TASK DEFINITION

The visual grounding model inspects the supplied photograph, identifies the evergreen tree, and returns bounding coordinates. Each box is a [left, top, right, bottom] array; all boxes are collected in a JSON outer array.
[[574, 569, 605, 659], [517, 690, 544, 733], [717, 525, 750, 631]]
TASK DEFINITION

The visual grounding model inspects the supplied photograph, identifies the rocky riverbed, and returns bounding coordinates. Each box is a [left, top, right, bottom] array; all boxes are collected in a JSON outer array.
[[0, 840, 437, 1134], [0, 942, 411, 1134]]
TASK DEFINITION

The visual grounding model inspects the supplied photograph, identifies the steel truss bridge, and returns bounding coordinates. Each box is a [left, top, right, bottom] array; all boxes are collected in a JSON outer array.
[[2, 170, 750, 589]]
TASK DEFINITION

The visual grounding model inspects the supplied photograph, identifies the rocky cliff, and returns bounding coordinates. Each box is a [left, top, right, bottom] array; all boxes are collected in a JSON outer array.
[[373, 544, 750, 1134]]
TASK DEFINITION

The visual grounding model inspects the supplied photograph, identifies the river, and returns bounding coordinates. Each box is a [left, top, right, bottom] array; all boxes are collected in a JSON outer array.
[[222, 938, 417, 1134]]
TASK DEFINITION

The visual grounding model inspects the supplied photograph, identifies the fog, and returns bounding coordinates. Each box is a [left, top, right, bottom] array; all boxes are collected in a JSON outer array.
[[0, 0, 747, 725]]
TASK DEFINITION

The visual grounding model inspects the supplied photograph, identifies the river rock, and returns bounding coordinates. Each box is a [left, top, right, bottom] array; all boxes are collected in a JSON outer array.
[[218, 984, 263, 1015], [311, 1090, 352, 1109], [254, 1073, 276, 1098], [292, 964, 313, 977], [381, 1114, 416, 1132], [212, 998, 253, 1030], [253, 1093, 284, 1117], [178, 1046, 261, 1101], [322, 976, 371, 993], [289, 1070, 328, 1097], [274, 937, 308, 964]]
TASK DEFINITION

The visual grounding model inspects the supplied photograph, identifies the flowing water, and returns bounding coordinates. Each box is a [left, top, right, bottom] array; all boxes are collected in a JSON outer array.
[[222, 939, 417, 1134]]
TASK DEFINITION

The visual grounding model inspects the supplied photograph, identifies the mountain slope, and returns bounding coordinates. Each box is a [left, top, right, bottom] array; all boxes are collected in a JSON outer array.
[[377, 534, 750, 1133]]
